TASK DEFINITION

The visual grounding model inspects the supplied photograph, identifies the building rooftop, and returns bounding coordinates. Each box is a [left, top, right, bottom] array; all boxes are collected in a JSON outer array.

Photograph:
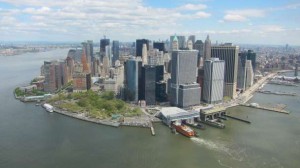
[[160, 107, 187, 117]]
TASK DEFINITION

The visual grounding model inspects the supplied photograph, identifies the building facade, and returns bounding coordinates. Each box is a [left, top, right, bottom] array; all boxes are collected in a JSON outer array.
[[211, 44, 239, 98], [169, 50, 201, 107], [203, 58, 225, 104]]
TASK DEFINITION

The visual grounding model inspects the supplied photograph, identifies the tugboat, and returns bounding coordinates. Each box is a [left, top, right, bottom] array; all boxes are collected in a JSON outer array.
[[172, 123, 195, 138]]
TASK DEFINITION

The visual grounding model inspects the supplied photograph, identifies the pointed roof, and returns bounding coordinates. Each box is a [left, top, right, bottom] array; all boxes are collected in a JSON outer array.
[[173, 34, 178, 42]]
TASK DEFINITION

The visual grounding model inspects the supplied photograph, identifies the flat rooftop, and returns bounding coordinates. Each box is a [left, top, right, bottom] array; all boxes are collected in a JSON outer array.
[[160, 107, 188, 117]]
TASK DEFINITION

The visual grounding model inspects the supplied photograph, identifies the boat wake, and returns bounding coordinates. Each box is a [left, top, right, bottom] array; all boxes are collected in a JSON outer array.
[[190, 137, 229, 153], [190, 137, 247, 162]]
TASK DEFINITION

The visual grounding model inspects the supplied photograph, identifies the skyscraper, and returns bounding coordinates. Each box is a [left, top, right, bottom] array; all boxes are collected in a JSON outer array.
[[81, 48, 90, 73], [153, 42, 166, 53], [43, 60, 68, 93], [100, 37, 110, 62], [211, 44, 239, 98], [169, 50, 201, 107], [112, 40, 119, 67], [204, 35, 211, 60], [141, 65, 156, 105], [245, 60, 254, 89], [124, 57, 142, 101], [203, 58, 225, 104], [136, 39, 149, 57], [194, 40, 204, 68], [142, 44, 148, 65], [237, 54, 246, 90], [171, 35, 179, 51], [188, 35, 196, 46], [187, 40, 193, 50]]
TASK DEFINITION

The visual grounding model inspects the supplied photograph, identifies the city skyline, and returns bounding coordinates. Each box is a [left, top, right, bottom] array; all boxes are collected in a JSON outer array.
[[0, 0, 300, 45]]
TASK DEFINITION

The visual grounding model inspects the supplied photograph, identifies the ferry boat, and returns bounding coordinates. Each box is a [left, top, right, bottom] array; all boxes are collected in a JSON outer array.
[[172, 124, 195, 137], [42, 103, 54, 113]]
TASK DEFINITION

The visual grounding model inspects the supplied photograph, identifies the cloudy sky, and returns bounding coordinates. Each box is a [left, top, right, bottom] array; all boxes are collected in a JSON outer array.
[[0, 0, 300, 45]]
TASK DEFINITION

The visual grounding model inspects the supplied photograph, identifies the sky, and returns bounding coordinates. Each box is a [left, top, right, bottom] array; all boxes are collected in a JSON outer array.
[[0, 0, 300, 45]]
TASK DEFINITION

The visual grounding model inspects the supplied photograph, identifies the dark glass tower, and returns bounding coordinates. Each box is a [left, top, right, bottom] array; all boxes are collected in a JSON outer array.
[[136, 39, 149, 57], [112, 40, 120, 66]]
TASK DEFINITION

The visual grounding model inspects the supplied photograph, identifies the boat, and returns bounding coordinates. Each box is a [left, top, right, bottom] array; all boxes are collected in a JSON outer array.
[[172, 124, 195, 137], [42, 103, 54, 113]]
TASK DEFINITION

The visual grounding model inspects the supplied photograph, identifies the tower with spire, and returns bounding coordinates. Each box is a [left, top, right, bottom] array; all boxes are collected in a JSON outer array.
[[172, 35, 179, 51]]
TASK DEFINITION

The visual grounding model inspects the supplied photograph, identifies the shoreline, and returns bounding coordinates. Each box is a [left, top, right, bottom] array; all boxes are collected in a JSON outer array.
[[53, 107, 121, 127]]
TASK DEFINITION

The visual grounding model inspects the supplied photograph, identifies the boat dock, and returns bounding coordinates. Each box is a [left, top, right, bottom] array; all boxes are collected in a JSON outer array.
[[150, 122, 155, 136], [240, 104, 290, 114]]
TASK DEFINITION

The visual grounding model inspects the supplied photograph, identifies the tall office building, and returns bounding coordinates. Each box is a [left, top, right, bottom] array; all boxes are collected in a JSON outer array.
[[204, 35, 212, 60], [237, 54, 246, 90], [43, 60, 68, 93], [188, 35, 196, 46], [100, 37, 110, 53], [177, 36, 186, 49], [142, 44, 148, 65], [170, 35, 185, 50], [169, 50, 201, 107], [141, 65, 156, 105], [136, 39, 149, 57], [194, 40, 204, 68], [81, 48, 90, 73], [124, 57, 142, 101], [153, 42, 166, 53], [112, 40, 120, 67], [171, 35, 179, 51], [239, 50, 256, 73], [211, 44, 239, 98], [245, 60, 254, 89], [187, 40, 193, 50], [100, 37, 110, 62], [203, 58, 225, 104]]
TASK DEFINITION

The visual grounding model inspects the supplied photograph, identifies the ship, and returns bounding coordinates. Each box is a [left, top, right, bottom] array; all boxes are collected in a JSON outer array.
[[172, 124, 195, 137], [42, 103, 54, 113]]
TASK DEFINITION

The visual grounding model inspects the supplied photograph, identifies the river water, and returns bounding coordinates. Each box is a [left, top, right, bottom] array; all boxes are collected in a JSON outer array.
[[0, 49, 299, 168]]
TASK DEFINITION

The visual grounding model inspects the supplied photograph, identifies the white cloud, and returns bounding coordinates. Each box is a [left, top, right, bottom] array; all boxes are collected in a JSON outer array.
[[223, 14, 247, 22], [222, 9, 265, 22], [178, 3, 207, 10], [194, 11, 211, 18], [259, 25, 285, 32]]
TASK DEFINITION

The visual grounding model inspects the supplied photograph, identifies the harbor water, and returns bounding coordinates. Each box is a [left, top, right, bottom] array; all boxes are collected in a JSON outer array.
[[0, 49, 300, 168]]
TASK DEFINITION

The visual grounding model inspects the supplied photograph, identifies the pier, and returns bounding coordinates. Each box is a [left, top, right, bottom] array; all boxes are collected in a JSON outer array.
[[224, 114, 251, 124], [256, 90, 296, 96], [240, 104, 289, 114]]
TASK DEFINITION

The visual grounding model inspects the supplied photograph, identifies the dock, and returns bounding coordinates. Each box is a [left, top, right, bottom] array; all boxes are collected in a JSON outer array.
[[150, 122, 155, 136], [257, 90, 296, 96], [224, 114, 251, 124], [240, 104, 290, 114]]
